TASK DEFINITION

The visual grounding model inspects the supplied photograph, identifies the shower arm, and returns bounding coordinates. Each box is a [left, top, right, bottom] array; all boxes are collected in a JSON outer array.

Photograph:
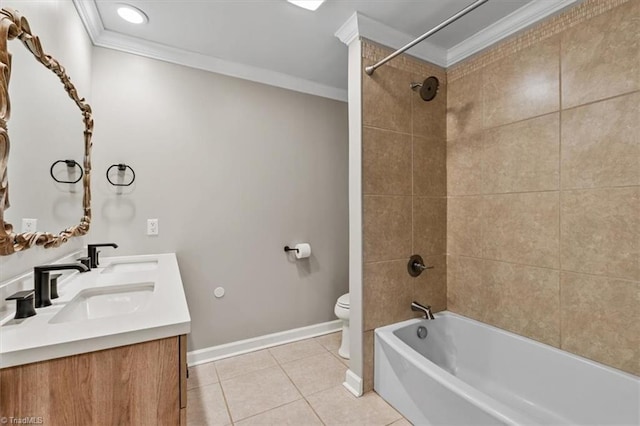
[[364, 0, 489, 76]]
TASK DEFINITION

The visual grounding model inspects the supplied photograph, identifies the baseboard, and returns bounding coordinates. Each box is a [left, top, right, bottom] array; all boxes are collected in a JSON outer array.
[[343, 369, 364, 397], [187, 320, 342, 366]]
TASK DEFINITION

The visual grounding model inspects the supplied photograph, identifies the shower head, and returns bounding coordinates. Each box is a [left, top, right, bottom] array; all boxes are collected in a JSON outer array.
[[410, 76, 439, 101]]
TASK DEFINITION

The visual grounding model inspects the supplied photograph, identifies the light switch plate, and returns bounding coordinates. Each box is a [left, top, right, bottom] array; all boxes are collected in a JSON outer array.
[[22, 218, 37, 233], [147, 219, 159, 236]]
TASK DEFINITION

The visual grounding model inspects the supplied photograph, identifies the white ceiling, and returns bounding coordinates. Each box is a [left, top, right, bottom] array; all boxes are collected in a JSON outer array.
[[77, 0, 579, 100]]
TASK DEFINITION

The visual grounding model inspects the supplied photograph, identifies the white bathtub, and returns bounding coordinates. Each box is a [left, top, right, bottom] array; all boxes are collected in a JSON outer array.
[[375, 312, 639, 425]]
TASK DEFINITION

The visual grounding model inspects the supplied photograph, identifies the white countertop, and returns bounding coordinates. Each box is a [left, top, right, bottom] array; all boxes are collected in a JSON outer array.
[[0, 253, 191, 368]]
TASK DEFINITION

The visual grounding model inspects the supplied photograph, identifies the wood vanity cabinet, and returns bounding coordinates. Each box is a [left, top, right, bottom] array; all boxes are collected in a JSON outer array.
[[0, 335, 188, 425]]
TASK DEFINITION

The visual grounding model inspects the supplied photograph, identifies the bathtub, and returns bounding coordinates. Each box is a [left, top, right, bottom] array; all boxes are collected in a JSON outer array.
[[374, 311, 639, 425]]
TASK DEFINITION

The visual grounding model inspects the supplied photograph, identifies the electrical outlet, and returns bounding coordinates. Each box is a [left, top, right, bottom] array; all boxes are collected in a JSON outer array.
[[22, 218, 37, 233], [147, 219, 159, 236]]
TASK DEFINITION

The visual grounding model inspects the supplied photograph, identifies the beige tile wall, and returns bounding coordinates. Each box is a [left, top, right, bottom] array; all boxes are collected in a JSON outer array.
[[361, 41, 448, 391], [446, 0, 639, 375]]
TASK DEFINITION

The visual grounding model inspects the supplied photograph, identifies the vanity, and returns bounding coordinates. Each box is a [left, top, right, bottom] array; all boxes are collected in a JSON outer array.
[[0, 8, 189, 424], [0, 253, 191, 425]]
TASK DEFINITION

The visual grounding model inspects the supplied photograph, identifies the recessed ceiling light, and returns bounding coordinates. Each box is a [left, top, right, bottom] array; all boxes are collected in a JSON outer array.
[[287, 0, 326, 11], [117, 5, 148, 24]]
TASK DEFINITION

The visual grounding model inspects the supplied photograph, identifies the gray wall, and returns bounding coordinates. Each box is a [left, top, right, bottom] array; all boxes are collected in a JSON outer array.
[[89, 48, 349, 350], [0, 0, 92, 280]]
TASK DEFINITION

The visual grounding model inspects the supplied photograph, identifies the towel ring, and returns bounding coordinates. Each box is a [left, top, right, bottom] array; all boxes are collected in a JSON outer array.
[[106, 164, 136, 187], [50, 159, 83, 184]]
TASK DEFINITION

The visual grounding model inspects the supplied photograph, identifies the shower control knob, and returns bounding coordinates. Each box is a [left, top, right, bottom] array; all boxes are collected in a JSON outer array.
[[408, 254, 433, 277]]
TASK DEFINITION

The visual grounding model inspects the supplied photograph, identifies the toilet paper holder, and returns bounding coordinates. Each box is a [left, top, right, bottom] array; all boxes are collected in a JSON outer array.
[[284, 243, 311, 259]]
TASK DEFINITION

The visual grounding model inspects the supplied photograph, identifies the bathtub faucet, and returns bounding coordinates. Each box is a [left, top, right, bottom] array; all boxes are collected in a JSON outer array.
[[411, 301, 435, 320]]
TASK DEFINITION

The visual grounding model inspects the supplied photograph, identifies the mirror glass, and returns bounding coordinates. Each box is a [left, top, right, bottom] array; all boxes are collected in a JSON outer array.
[[0, 8, 92, 255]]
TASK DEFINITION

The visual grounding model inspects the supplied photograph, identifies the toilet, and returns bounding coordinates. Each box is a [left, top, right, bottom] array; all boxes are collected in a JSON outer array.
[[334, 293, 350, 359]]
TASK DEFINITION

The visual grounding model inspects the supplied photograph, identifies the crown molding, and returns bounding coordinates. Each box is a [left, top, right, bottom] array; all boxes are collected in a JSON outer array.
[[337, 1, 582, 70], [98, 29, 347, 101], [72, 0, 104, 44], [335, 12, 448, 68], [71, 0, 347, 102], [335, 12, 359, 46], [73, 0, 583, 100], [447, 0, 581, 66], [357, 13, 448, 67]]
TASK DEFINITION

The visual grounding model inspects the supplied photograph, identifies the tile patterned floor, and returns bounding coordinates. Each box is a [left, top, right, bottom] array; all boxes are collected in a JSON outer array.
[[187, 332, 410, 425]]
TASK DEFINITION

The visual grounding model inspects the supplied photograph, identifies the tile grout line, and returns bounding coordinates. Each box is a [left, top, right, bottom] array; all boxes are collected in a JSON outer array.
[[411, 88, 415, 255], [558, 36, 564, 349], [233, 363, 306, 424], [328, 349, 350, 367], [302, 397, 327, 426], [482, 108, 560, 133], [449, 253, 640, 283], [447, 88, 640, 147], [446, 183, 640, 199], [275, 348, 336, 369], [220, 338, 342, 425], [276, 348, 328, 425], [214, 353, 279, 382], [282, 368, 326, 425], [213, 363, 236, 426], [277, 338, 353, 421], [363, 194, 413, 198], [411, 159, 415, 255], [191, 335, 409, 425], [364, 193, 449, 198], [316, 334, 351, 367], [448, 189, 559, 197], [235, 398, 308, 425], [269, 339, 329, 366], [362, 124, 413, 137], [447, 0, 632, 83], [560, 184, 640, 192], [479, 66, 486, 264], [560, 89, 640, 113], [385, 417, 405, 426], [212, 348, 304, 424], [364, 254, 448, 265]]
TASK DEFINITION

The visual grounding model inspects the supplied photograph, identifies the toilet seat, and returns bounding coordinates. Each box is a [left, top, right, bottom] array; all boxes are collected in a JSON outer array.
[[336, 293, 349, 309]]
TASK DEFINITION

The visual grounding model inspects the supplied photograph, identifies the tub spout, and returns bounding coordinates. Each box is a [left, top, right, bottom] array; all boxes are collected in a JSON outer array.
[[411, 301, 435, 320]]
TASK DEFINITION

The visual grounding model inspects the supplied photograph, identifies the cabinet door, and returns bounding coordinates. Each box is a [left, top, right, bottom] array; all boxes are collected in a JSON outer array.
[[0, 337, 181, 425]]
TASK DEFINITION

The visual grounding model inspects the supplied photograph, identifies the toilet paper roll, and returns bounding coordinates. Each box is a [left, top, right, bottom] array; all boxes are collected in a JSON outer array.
[[294, 243, 311, 259]]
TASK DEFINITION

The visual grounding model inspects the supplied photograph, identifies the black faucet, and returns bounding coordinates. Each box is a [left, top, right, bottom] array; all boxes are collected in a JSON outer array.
[[77, 256, 92, 270], [50, 273, 63, 299], [34, 263, 89, 308], [87, 243, 119, 268]]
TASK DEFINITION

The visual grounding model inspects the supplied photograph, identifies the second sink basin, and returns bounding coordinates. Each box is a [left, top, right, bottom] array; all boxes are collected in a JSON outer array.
[[49, 283, 155, 324], [101, 260, 158, 274]]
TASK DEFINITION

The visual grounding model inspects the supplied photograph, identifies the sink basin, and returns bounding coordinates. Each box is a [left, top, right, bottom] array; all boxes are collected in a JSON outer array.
[[49, 283, 155, 324], [101, 260, 158, 274]]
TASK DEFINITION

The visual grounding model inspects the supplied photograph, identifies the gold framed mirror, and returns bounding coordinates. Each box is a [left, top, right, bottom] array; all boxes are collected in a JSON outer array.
[[0, 8, 92, 256]]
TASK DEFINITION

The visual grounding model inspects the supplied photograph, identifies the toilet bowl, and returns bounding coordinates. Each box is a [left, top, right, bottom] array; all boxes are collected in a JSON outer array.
[[334, 293, 350, 359]]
